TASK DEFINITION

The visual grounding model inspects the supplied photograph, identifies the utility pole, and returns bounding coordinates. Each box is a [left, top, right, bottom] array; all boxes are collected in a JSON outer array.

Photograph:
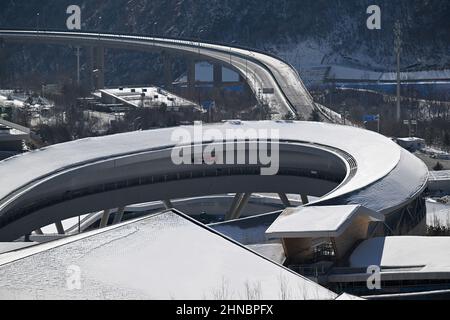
[[394, 21, 402, 122]]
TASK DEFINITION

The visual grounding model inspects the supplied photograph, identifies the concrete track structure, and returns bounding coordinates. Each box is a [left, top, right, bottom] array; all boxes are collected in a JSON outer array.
[[0, 121, 428, 241]]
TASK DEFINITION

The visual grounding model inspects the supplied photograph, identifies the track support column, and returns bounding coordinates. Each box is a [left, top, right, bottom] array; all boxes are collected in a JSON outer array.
[[113, 207, 126, 225], [278, 193, 291, 208], [55, 221, 65, 235], [301, 194, 309, 205], [226, 193, 252, 221], [100, 209, 111, 228]]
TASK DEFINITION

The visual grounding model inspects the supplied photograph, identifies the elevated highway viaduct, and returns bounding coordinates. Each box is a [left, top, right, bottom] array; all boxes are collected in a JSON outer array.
[[0, 29, 332, 120]]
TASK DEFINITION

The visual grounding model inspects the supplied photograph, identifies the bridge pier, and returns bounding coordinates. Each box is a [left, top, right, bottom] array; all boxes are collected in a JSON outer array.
[[187, 57, 196, 97], [163, 52, 174, 90], [213, 63, 222, 87], [88, 46, 105, 90], [0, 40, 6, 86]]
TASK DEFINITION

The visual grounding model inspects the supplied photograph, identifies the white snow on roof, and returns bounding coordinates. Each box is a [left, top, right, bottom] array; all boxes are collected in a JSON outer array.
[[246, 243, 286, 265], [266, 205, 384, 239], [0, 210, 335, 300], [100, 87, 202, 110], [350, 237, 450, 273]]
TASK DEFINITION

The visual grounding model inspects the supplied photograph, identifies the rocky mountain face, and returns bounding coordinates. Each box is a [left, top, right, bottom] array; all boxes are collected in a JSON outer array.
[[0, 0, 449, 86]]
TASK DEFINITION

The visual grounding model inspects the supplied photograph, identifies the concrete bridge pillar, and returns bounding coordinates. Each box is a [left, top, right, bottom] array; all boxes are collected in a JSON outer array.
[[88, 46, 105, 90], [0, 39, 6, 85], [187, 57, 196, 96], [213, 63, 222, 88], [163, 52, 173, 90]]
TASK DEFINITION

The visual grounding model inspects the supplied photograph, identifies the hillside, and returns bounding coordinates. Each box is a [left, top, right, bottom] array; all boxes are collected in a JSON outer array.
[[0, 0, 449, 86]]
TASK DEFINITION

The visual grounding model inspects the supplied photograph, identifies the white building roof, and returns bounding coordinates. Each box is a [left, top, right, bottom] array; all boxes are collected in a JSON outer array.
[[266, 205, 384, 239], [351, 236, 450, 273], [429, 170, 450, 182], [100, 87, 203, 111], [0, 210, 335, 300]]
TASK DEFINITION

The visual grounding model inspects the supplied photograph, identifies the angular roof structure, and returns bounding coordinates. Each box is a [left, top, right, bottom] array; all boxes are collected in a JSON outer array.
[[0, 210, 336, 300], [266, 205, 384, 239]]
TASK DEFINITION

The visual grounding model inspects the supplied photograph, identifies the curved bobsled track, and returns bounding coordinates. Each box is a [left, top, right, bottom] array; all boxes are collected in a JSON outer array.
[[0, 121, 428, 241]]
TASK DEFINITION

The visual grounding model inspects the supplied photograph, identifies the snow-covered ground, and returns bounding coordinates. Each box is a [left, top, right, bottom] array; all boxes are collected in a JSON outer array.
[[0, 93, 25, 109]]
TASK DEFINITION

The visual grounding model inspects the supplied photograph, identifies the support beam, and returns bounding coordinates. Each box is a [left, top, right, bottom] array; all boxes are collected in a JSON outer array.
[[230, 193, 252, 220], [225, 193, 244, 221], [301, 194, 309, 205], [163, 52, 174, 90], [112, 207, 126, 225], [163, 200, 173, 210], [278, 193, 291, 208], [99, 209, 111, 228], [34, 228, 44, 235], [55, 221, 65, 235]]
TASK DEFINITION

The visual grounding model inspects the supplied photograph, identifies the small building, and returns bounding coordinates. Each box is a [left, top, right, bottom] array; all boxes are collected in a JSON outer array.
[[328, 236, 450, 297], [99, 87, 204, 113], [396, 137, 426, 152], [265, 205, 385, 265]]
